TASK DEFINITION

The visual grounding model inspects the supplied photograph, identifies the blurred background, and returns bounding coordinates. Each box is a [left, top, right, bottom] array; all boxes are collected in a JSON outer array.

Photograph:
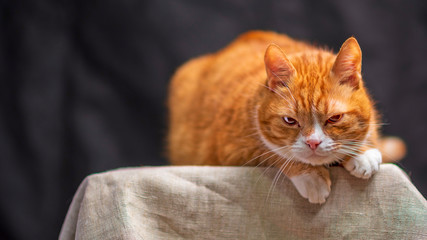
[[1, 0, 426, 239]]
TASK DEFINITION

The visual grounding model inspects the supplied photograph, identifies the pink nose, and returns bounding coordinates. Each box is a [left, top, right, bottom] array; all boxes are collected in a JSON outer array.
[[306, 139, 321, 150]]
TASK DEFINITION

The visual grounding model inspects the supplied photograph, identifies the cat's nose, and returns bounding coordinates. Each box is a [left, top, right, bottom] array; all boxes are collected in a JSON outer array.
[[306, 139, 322, 150]]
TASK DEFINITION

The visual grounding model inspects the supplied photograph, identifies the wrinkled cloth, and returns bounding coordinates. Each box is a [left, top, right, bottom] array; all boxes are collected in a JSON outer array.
[[59, 164, 426, 240]]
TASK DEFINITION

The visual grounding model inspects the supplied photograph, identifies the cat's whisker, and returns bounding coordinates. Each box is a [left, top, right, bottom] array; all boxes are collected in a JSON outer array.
[[339, 149, 364, 155], [244, 152, 275, 168], [266, 157, 291, 203], [338, 143, 366, 149], [337, 149, 361, 158], [336, 139, 366, 144], [337, 153, 358, 160], [284, 87, 297, 105], [338, 140, 370, 145], [342, 142, 377, 150], [291, 146, 306, 154], [343, 142, 393, 159], [253, 150, 294, 186], [339, 145, 365, 152], [260, 146, 292, 164], [242, 144, 291, 167], [340, 142, 368, 146], [274, 155, 297, 190], [337, 138, 374, 143], [270, 70, 297, 105], [329, 153, 346, 165], [340, 142, 394, 161], [258, 83, 295, 109], [254, 157, 283, 186], [362, 122, 390, 127], [336, 139, 377, 149], [251, 152, 280, 171], [281, 155, 296, 176]]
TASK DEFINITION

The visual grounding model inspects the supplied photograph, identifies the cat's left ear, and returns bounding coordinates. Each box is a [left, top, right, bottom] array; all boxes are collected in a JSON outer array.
[[264, 43, 297, 90], [331, 37, 362, 89]]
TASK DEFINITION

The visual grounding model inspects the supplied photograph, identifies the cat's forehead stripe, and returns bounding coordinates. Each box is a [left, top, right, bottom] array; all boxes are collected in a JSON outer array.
[[328, 99, 347, 113], [287, 99, 347, 118]]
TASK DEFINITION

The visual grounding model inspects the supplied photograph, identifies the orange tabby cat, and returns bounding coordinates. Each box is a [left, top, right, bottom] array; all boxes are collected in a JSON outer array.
[[167, 31, 405, 204]]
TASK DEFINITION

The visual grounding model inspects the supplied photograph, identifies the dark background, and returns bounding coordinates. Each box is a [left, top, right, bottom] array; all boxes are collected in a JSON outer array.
[[1, 0, 426, 239]]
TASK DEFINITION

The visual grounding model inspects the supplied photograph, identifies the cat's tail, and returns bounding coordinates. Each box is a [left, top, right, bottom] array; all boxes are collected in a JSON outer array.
[[378, 137, 406, 163]]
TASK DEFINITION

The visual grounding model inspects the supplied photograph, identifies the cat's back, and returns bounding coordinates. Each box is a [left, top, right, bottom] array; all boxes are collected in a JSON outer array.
[[169, 31, 311, 107]]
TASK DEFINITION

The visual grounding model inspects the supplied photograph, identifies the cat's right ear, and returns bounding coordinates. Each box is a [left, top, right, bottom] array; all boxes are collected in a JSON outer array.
[[264, 43, 296, 90]]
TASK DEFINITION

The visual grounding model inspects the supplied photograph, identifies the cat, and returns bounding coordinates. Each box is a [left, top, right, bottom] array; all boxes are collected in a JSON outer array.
[[167, 31, 406, 204]]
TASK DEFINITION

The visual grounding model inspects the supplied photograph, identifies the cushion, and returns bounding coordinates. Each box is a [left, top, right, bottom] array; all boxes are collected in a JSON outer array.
[[59, 164, 426, 239]]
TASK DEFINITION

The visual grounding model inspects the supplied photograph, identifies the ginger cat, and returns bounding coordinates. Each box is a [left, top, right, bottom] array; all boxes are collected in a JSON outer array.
[[167, 31, 405, 204]]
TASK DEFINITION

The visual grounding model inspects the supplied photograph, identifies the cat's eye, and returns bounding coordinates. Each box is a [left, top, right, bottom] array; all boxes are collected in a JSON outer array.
[[327, 114, 343, 124], [283, 117, 298, 126]]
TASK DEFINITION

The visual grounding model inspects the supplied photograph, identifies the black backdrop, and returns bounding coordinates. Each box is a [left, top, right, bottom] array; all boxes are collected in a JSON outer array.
[[1, 1, 426, 239]]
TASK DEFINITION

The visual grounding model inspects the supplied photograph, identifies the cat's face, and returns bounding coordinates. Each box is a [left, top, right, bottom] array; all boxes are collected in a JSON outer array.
[[256, 39, 374, 166]]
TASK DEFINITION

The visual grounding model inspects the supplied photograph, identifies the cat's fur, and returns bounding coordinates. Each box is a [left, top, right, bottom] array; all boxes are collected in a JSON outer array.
[[167, 31, 405, 204]]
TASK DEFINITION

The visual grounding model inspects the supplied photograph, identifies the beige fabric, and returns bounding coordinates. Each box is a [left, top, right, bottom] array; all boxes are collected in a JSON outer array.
[[59, 164, 426, 240]]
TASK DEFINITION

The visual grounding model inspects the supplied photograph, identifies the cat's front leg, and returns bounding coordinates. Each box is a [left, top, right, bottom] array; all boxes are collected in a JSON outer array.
[[343, 148, 382, 179], [289, 166, 331, 204]]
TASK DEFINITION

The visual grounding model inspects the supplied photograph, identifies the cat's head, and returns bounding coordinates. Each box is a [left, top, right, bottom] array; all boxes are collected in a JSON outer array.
[[256, 38, 375, 166]]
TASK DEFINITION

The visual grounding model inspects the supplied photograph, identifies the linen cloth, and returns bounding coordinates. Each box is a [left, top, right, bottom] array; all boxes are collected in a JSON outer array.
[[59, 164, 426, 240]]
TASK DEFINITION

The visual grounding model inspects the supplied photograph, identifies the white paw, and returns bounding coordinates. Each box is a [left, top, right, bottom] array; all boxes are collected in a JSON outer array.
[[344, 148, 382, 179], [290, 171, 331, 204]]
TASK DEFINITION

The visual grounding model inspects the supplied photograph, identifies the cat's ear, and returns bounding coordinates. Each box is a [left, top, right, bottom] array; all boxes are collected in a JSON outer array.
[[331, 37, 362, 89], [264, 43, 296, 90]]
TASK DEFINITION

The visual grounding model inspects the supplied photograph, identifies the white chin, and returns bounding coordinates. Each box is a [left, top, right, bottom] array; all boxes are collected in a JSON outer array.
[[295, 153, 336, 166]]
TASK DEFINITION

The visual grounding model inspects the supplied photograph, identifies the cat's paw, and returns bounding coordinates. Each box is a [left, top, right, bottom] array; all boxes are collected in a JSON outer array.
[[290, 169, 331, 204], [344, 148, 382, 179]]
